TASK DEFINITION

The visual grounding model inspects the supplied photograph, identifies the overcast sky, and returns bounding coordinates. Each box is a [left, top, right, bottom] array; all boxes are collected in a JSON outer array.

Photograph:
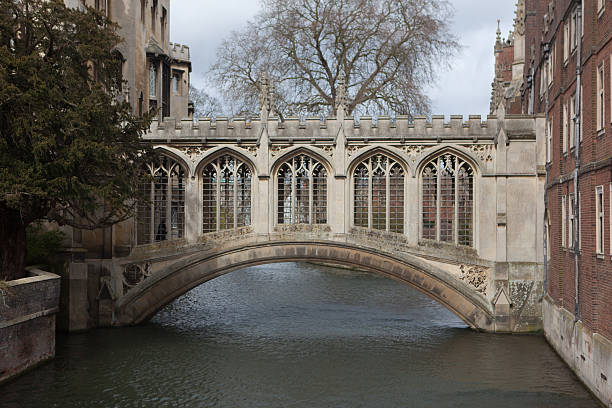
[[170, 0, 517, 117]]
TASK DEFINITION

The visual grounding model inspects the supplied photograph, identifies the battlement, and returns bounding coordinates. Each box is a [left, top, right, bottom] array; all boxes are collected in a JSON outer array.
[[143, 114, 537, 144], [169, 42, 190, 62]]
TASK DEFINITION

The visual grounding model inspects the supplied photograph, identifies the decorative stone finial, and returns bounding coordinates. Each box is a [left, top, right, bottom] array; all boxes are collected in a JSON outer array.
[[496, 19, 502, 43], [514, 0, 525, 36], [259, 72, 269, 115], [335, 72, 348, 115]]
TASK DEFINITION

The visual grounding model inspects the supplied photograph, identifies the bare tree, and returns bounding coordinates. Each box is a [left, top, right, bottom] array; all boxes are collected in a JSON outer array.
[[210, 0, 458, 117], [189, 85, 223, 117]]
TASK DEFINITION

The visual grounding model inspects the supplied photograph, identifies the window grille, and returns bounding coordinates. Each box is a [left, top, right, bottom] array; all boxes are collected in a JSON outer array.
[[202, 155, 252, 233], [352, 154, 405, 233], [136, 156, 185, 245], [421, 153, 474, 246], [277, 155, 327, 225]]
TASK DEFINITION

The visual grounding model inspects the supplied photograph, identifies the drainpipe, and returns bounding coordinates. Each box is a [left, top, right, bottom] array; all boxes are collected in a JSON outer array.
[[573, 1, 582, 321], [542, 44, 550, 302]]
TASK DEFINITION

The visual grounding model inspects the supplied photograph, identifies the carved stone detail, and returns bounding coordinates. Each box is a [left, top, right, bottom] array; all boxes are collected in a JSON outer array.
[[270, 145, 289, 157], [314, 145, 334, 158], [239, 146, 258, 157], [465, 144, 494, 164], [347, 145, 366, 157], [176, 146, 211, 163], [402, 145, 427, 164], [122, 263, 151, 294], [459, 264, 488, 296]]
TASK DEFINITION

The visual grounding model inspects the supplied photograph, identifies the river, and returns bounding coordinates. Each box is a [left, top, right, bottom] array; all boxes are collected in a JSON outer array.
[[1, 262, 602, 407]]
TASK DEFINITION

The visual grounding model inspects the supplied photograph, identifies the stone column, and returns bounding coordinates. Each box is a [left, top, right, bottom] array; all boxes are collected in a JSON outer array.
[[184, 174, 200, 243]]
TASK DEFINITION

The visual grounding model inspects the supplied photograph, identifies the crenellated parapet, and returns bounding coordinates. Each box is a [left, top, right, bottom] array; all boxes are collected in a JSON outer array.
[[144, 114, 537, 145], [168, 42, 190, 63]]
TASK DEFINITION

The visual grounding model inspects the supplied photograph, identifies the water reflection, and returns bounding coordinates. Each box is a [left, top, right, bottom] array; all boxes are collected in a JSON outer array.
[[0, 262, 601, 408]]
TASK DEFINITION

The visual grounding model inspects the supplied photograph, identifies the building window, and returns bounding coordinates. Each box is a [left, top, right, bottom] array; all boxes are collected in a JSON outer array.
[[562, 195, 567, 248], [353, 154, 405, 233], [137, 156, 185, 245], [277, 154, 327, 225], [596, 186, 604, 254], [547, 114, 553, 163], [138, 92, 143, 117], [151, 0, 157, 33], [571, 9, 577, 51], [202, 155, 252, 233], [149, 63, 157, 98], [161, 7, 167, 46], [563, 23, 569, 63], [598, 64, 605, 131], [141, 0, 145, 24], [421, 153, 474, 246], [563, 102, 568, 153], [570, 94, 576, 149], [172, 72, 181, 94], [569, 193, 575, 249]]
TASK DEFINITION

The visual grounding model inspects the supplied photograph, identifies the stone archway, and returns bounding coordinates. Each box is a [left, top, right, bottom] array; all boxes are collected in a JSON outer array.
[[114, 241, 495, 331]]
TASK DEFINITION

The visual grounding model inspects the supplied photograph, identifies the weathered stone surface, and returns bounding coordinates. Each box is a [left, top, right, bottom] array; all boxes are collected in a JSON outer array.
[[543, 297, 612, 407], [0, 269, 60, 384]]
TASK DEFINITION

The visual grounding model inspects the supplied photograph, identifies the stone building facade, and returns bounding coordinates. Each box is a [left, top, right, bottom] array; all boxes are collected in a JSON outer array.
[[493, 1, 612, 405], [61, 0, 193, 261], [65, 0, 192, 119]]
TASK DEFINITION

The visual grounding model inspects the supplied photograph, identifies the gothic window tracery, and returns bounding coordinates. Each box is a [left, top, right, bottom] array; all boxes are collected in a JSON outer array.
[[277, 155, 327, 225], [421, 153, 474, 246], [353, 154, 405, 233], [202, 155, 252, 233], [136, 156, 185, 245]]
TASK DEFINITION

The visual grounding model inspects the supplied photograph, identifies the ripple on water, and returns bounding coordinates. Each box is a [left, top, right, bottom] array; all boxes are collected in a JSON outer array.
[[0, 262, 602, 408]]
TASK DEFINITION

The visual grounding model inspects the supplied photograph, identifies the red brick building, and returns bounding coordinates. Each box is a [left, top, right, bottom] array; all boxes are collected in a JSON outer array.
[[493, 1, 611, 404]]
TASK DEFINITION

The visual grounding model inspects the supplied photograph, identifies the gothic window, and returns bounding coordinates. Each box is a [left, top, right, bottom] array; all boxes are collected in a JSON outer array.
[[202, 155, 252, 233], [136, 156, 185, 245], [277, 155, 327, 225], [353, 154, 405, 233], [149, 63, 157, 98], [421, 153, 474, 246]]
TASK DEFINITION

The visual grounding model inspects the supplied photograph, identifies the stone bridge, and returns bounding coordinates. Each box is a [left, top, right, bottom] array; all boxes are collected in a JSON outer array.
[[73, 105, 546, 333]]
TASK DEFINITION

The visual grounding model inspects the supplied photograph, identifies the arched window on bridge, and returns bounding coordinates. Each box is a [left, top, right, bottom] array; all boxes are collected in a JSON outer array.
[[202, 155, 252, 233], [277, 155, 327, 225], [421, 153, 473, 246], [353, 154, 405, 233], [136, 156, 186, 245]]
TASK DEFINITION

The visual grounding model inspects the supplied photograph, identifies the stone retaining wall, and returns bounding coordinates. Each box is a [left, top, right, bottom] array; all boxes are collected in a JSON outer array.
[[543, 296, 612, 407], [0, 268, 60, 384]]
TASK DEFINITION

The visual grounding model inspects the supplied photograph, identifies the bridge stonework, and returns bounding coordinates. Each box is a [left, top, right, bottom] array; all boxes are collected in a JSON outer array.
[[74, 109, 546, 333]]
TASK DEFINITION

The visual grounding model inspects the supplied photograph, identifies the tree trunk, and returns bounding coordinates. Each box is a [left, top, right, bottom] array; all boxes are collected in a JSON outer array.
[[0, 204, 27, 281]]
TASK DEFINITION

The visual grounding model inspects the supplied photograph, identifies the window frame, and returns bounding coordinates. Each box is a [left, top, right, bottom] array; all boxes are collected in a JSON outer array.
[[562, 194, 567, 248], [352, 153, 406, 234], [275, 154, 329, 226], [596, 186, 604, 254], [597, 63, 605, 132], [419, 152, 475, 247]]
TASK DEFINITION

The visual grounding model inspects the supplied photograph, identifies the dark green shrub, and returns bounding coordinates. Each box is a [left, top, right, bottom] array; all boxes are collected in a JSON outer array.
[[25, 225, 65, 268]]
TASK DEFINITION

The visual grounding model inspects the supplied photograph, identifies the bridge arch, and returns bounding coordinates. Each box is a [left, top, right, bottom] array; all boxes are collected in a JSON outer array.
[[114, 241, 495, 331]]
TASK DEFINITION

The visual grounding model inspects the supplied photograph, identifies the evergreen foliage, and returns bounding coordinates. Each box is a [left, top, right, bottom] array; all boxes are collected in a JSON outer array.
[[0, 0, 154, 280]]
